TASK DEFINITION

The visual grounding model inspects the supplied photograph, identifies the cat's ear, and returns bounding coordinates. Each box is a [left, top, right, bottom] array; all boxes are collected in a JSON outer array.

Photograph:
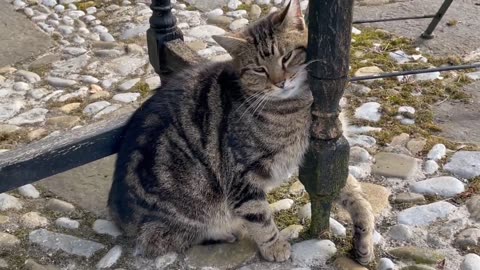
[[212, 35, 248, 55], [274, 0, 305, 31]]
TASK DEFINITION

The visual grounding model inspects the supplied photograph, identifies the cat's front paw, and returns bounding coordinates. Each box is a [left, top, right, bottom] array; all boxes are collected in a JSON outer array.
[[354, 225, 374, 265], [259, 239, 291, 262]]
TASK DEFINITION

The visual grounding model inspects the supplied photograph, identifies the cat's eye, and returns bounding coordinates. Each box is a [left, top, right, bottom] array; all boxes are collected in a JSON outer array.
[[282, 51, 294, 64], [252, 67, 268, 74]]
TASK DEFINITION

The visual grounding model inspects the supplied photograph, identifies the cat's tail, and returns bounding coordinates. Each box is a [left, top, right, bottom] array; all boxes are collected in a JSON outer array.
[[337, 174, 375, 265]]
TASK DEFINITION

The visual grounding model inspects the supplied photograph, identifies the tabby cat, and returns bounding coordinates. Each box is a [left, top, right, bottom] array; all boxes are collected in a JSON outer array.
[[108, 0, 374, 265]]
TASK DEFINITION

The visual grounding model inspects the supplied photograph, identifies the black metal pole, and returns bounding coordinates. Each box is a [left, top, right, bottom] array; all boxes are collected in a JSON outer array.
[[353, 14, 435, 24], [147, 0, 184, 75], [421, 0, 454, 39], [299, 0, 353, 236]]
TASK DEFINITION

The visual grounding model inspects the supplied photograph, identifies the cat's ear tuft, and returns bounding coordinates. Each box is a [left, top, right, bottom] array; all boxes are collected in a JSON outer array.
[[212, 35, 248, 54], [275, 0, 305, 31]]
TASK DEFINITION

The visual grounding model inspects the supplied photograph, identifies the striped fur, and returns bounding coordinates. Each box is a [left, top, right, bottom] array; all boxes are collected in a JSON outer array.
[[108, 0, 374, 264]]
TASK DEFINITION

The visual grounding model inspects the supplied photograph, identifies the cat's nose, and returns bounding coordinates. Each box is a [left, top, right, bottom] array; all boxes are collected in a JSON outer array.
[[275, 81, 285, 88]]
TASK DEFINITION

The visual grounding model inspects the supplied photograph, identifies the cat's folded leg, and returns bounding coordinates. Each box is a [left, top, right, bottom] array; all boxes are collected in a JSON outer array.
[[234, 199, 291, 262], [337, 174, 375, 265]]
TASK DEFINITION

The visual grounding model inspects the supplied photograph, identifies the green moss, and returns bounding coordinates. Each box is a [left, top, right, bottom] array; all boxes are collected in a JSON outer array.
[[134, 82, 151, 97], [76, 1, 96, 11], [29, 64, 51, 78]]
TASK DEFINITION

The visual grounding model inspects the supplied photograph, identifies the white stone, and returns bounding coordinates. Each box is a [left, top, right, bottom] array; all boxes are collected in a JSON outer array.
[[207, 8, 224, 18], [86, 6, 97, 14], [397, 201, 457, 226], [93, 219, 122, 237], [466, 71, 480, 81], [350, 146, 371, 163], [427, 144, 446, 161], [354, 102, 381, 122], [291, 240, 336, 267], [256, 0, 270, 4], [400, 118, 415, 125], [21, 212, 48, 228], [13, 82, 30, 92], [41, 0, 57, 7], [145, 76, 161, 90], [347, 135, 376, 148], [46, 198, 75, 212], [445, 151, 480, 179], [329, 218, 346, 237], [18, 184, 40, 198], [377, 258, 395, 270], [373, 230, 383, 245], [228, 0, 242, 10], [99, 32, 115, 42], [352, 27, 362, 35], [79, 75, 99, 84], [29, 229, 105, 258], [270, 199, 294, 213], [46, 76, 77, 87], [16, 70, 41, 83], [348, 165, 370, 179], [155, 252, 178, 269], [413, 71, 441, 81], [118, 78, 140, 91], [13, 0, 26, 10], [55, 217, 80, 229], [389, 50, 411, 64], [411, 176, 465, 197], [63, 47, 87, 56], [230, 18, 249, 31], [93, 25, 108, 33], [0, 100, 25, 121], [96, 245, 122, 269], [0, 193, 22, 211], [187, 25, 226, 42], [177, 10, 202, 27], [423, 160, 439, 175], [7, 108, 48, 125], [298, 203, 311, 220], [54, 4, 65, 13], [83, 101, 111, 116], [280, 225, 304, 240], [226, 10, 248, 18], [66, 10, 85, 19], [112, 93, 140, 103], [398, 106, 415, 115], [461, 253, 480, 270]]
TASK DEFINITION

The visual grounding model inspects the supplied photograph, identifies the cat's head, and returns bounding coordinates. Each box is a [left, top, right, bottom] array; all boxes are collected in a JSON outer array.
[[213, 0, 308, 99]]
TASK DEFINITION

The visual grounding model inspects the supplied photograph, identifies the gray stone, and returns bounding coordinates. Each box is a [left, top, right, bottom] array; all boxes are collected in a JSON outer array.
[[346, 83, 371, 95], [54, 4, 65, 13], [347, 135, 376, 148], [58, 25, 75, 36], [187, 25, 226, 42], [120, 24, 149, 40], [413, 71, 441, 81], [407, 138, 427, 156], [467, 195, 480, 221], [388, 224, 413, 241], [393, 192, 426, 204], [466, 71, 480, 81], [63, 47, 87, 56], [7, 108, 48, 125], [289, 180, 305, 196], [397, 201, 457, 226], [55, 217, 79, 229], [0, 100, 25, 121], [145, 76, 161, 90], [51, 54, 90, 75], [177, 10, 202, 27], [410, 176, 465, 197], [208, 15, 234, 26], [330, 218, 346, 237], [154, 252, 178, 269], [423, 160, 439, 175], [455, 228, 480, 250], [94, 49, 123, 57], [92, 219, 122, 237], [21, 212, 49, 228], [46, 76, 77, 87], [426, 144, 446, 161], [46, 198, 75, 213], [46, 115, 81, 129], [389, 50, 411, 64], [354, 66, 384, 79], [79, 75, 99, 84], [185, 239, 257, 269], [389, 246, 445, 265], [96, 245, 122, 269], [240, 263, 309, 270], [29, 229, 105, 258], [118, 78, 140, 91], [291, 240, 336, 267], [18, 184, 40, 198], [230, 18, 249, 31], [93, 105, 121, 119], [444, 151, 480, 179], [41, 0, 57, 7], [378, 258, 395, 270], [0, 232, 20, 249], [372, 152, 417, 179], [183, 0, 228, 11], [226, 10, 248, 19], [99, 32, 115, 42], [250, 4, 262, 19], [355, 102, 381, 122], [461, 253, 480, 270], [16, 70, 41, 83], [349, 165, 370, 179], [83, 101, 111, 116], [107, 56, 148, 76], [0, 258, 8, 269]]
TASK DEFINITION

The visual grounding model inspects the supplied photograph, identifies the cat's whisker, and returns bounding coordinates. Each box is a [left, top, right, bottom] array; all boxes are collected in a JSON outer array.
[[234, 92, 263, 114], [239, 93, 265, 120]]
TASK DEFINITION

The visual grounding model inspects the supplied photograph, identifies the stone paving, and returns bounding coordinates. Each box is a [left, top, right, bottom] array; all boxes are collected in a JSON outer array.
[[1, 0, 480, 269]]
